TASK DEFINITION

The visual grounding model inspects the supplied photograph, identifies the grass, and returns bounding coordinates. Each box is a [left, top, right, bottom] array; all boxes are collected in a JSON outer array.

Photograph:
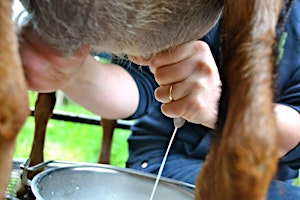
[[13, 91, 131, 167], [295, 177, 300, 186]]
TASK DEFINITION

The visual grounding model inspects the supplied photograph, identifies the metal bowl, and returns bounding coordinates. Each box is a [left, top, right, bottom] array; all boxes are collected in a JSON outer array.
[[31, 165, 194, 200]]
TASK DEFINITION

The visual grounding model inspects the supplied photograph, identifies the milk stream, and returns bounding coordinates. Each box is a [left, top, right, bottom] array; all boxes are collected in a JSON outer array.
[[149, 117, 186, 200]]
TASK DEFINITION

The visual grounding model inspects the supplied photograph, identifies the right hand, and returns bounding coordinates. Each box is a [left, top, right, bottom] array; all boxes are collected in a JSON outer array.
[[129, 41, 222, 129], [19, 27, 90, 92]]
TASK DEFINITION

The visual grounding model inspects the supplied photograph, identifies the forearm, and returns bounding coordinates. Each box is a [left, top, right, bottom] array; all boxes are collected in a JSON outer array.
[[62, 55, 139, 119], [20, 28, 140, 119], [274, 103, 300, 157]]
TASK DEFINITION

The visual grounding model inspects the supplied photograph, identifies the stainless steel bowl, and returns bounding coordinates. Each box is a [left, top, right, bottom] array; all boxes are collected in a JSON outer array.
[[31, 165, 194, 200]]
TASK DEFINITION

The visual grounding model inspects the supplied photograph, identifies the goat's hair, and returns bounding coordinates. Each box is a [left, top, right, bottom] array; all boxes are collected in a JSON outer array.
[[21, 0, 223, 58], [0, 0, 29, 198], [195, 0, 283, 199]]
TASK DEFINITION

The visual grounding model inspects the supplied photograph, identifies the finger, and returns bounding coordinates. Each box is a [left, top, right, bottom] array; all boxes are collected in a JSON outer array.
[[154, 43, 213, 86], [127, 55, 150, 66], [154, 60, 194, 86], [128, 41, 205, 73], [150, 41, 210, 67], [160, 98, 186, 119], [160, 93, 203, 121], [154, 85, 173, 104], [155, 81, 193, 103]]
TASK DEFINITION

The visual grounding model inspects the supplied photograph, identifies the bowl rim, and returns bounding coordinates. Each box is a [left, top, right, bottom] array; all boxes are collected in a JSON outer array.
[[31, 163, 195, 199]]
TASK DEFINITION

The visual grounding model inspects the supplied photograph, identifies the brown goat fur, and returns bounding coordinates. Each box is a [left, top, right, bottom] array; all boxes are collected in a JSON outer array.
[[195, 0, 282, 199], [27, 92, 56, 179], [0, 0, 29, 198]]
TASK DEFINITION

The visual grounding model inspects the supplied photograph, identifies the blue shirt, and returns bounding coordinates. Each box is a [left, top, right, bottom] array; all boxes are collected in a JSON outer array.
[[116, 0, 300, 181]]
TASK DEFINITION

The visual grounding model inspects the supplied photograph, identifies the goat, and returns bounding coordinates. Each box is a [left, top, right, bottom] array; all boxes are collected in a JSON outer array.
[[0, 0, 29, 199], [195, 0, 282, 199], [1, 0, 285, 199]]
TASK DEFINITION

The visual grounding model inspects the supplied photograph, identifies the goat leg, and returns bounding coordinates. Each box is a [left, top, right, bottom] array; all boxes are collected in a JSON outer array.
[[195, 0, 282, 199], [28, 92, 56, 179], [16, 92, 56, 199], [0, 0, 29, 199], [99, 118, 117, 164]]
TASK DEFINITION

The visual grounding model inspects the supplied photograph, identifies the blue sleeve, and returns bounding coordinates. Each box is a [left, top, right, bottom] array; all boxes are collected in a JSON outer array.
[[275, 0, 300, 180], [276, 0, 300, 112], [111, 58, 160, 119]]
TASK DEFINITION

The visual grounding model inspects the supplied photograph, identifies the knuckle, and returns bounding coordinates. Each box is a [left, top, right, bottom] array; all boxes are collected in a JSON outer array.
[[154, 88, 164, 101], [188, 95, 205, 110], [194, 41, 210, 53]]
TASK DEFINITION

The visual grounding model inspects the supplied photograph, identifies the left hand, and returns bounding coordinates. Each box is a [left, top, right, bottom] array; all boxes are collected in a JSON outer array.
[[129, 41, 222, 128], [19, 26, 90, 92]]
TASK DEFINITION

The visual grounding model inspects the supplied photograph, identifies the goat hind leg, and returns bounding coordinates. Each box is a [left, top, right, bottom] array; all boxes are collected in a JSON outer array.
[[195, 0, 282, 199], [98, 118, 117, 164], [0, 0, 29, 199]]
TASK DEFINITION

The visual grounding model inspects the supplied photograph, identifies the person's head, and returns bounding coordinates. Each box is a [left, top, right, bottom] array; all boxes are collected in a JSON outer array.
[[22, 0, 223, 58]]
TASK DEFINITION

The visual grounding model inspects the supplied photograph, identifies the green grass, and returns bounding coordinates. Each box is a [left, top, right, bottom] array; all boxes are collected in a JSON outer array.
[[14, 91, 131, 167], [295, 177, 300, 186]]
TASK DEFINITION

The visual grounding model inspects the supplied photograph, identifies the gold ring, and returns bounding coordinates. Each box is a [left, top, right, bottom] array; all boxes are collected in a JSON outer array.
[[169, 85, 173, 101]]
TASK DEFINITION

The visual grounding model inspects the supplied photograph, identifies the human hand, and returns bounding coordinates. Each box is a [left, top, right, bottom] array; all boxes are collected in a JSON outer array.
[[19, 27, 90, 92], [129, 41, 221, 128]]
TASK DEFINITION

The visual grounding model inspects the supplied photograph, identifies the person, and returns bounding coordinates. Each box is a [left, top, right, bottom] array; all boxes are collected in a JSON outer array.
[[19, 0, 300, 199]]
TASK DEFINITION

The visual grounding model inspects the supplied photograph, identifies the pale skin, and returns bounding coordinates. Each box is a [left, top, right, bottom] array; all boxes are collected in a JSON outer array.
[[19, 28, 139, 119], [20, 30, 300, 158]]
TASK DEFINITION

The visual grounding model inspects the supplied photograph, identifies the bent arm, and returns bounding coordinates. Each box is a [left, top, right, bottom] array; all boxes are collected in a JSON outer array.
[[274, 104, 300, 157], [20, 27, 140, 119], [62, 55, 140, 119]]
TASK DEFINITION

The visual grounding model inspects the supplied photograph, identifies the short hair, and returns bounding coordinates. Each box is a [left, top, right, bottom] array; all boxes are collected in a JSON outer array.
[[23, 0, 223, 57]]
